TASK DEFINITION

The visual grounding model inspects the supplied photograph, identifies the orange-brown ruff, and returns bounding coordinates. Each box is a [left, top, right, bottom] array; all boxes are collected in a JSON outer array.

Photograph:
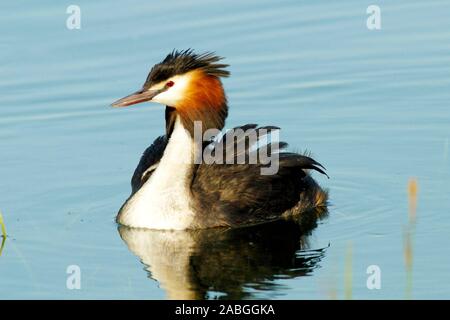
[[176, 70, 228, 134], [111, 50, 328, 230]]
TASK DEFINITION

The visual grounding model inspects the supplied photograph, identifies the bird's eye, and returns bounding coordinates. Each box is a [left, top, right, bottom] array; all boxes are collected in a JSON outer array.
[[166, 81, 174, 87]]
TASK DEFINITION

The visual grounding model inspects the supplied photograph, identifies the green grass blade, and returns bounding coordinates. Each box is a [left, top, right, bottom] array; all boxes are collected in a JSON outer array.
[[0, 210, 6, 238]]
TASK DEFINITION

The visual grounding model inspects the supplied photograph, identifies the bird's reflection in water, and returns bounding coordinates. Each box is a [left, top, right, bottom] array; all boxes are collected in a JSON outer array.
[[118, 207, 328, 299]]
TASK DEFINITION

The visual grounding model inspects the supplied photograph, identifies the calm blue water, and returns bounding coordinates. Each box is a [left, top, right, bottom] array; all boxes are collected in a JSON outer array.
[[1, 0, 449, 299]]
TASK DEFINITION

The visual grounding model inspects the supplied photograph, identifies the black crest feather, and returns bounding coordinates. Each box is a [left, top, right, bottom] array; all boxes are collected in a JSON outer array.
[[144, 49, 229, 88]]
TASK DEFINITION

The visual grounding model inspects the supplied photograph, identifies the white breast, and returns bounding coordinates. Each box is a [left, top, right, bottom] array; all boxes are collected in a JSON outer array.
[[117, 117, 197, 230]]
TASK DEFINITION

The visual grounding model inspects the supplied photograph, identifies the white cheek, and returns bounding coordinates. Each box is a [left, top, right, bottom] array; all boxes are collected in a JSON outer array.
[[152, 90, 178, 106], [152, 74, 190, 106]]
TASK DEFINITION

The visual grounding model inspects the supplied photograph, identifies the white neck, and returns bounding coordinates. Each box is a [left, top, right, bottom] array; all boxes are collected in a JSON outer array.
[[118, 117, 199, 230]]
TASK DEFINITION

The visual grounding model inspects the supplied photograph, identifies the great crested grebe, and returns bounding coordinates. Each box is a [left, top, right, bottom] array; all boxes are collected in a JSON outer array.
[[111, 50, 328, 230]]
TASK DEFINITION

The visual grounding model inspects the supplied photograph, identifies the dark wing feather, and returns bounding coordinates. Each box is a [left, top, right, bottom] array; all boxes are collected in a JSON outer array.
[[131, 135, 168, 194], [191, 124, 327, 227]]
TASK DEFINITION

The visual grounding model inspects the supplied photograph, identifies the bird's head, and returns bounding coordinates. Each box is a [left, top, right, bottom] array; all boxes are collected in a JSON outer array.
[[112, 50, 230, 133]]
